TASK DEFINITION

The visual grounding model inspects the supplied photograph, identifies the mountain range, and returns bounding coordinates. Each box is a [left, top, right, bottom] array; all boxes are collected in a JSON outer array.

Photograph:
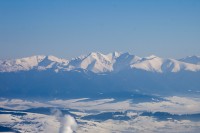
[[0, 52, 200, 98], [1, 52, 200, 73]]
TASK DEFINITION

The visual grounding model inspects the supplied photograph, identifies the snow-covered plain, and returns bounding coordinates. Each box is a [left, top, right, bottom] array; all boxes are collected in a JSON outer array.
[[0, 96, 200, 133]]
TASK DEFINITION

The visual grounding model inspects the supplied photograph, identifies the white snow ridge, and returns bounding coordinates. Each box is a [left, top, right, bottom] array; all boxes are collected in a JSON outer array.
[[0, 52, 200, 73]]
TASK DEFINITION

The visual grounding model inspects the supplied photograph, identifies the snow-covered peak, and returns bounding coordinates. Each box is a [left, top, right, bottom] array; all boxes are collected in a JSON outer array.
[[87, 52, 110, 61], [113, 51, 121, 57], [144, 55, 159, 60], [36, 56, 69, 71], [45, 55, 67, 63], [131, 56, 164, 72], [67, 52, 113, 73], [14, 55, 46, 64], [0, 55, 45, 72], [68, 52, 141, 73], [106, 51, 121, 60], [131, 56, 200, 73], [0, 55, 68, 72]]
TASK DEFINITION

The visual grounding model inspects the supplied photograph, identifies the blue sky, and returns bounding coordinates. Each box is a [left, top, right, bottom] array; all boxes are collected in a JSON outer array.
[[0, 0, 200, 59]]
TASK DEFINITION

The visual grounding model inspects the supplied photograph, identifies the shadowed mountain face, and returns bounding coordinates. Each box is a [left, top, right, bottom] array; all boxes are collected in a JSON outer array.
[[0, 69, 200, 98], [179, 55, 200, 65]]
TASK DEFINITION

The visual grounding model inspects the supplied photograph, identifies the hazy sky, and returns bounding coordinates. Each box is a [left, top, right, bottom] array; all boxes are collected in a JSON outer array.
[[0, 0, 200, 59]]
